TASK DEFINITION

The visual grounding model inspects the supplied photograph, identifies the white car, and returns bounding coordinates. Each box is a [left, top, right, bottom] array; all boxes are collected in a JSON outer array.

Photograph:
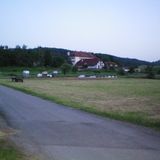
[[89, 75, 96, 78], [37, 73, 42, 78], [47, 74, 52, 78], [78, 75, 85, 78]]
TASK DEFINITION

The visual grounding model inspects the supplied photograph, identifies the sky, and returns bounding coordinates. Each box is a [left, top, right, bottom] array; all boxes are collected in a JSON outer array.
[[0, 0, 160, 61]]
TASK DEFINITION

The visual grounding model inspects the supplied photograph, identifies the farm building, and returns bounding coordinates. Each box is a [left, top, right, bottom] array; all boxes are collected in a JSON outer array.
[[68, 51, 95, 65], [75, 58, 104, 70]]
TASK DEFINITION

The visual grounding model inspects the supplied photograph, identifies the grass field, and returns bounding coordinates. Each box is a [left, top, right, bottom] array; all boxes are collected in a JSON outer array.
[[0, 78, 160, 129]]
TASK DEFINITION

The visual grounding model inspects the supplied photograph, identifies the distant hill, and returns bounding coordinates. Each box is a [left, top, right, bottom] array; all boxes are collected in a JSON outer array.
[[41, 48, 153, 67], [0, 46, 158, 67], [152, 60, 160, 66], [95, 53, 151, 67], [37, 48, 157, 67]]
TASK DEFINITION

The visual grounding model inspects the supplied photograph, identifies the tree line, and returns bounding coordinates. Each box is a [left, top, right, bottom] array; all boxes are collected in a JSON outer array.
[[0, 45, 70, 67]]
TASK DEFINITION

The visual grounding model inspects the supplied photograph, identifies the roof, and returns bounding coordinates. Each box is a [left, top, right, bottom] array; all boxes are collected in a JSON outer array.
[[76, 58, 100, 67], [70, 51, 95, 58]]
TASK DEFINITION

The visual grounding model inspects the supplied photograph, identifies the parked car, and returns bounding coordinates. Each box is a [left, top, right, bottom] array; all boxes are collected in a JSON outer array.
[[78, 75, 86, 78], [89, 75, 96, 78], [47, 74, 52, 78], [37, 73, 42, 78], [22, 70, 30, 78]]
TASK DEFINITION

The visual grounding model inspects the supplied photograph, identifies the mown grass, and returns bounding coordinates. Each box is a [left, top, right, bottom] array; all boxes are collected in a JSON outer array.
[[0, 78, 160, 130]]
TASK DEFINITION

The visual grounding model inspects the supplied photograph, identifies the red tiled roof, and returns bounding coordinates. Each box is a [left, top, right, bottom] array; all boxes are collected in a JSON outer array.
[[70, 51, 95, 58], [76, 58, 100, 67]]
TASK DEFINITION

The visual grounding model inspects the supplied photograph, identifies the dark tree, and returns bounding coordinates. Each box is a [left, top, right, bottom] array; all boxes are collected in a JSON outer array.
[[61, 63, 72, 75], [44, 51, 53, 66], [4, 45, 8, 50], [145, 66, 155, 79], [72, 66, 78, 73], [128, 66, 135, 74], [22, 44, 27, 50], [52, 56, 65, 67], [117, 68, 125, 75], [15, 45, 21, 49]]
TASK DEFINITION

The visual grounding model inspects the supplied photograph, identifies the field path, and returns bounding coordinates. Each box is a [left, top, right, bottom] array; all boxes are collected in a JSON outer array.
[[0, 85, 160, 160]]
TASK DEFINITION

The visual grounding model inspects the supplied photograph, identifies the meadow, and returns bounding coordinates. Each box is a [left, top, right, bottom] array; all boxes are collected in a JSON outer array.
[[0, 78, 160, 129]]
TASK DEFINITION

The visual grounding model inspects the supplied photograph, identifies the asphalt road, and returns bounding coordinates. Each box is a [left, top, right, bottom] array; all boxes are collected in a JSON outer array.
[[0, 85, 160, 160]]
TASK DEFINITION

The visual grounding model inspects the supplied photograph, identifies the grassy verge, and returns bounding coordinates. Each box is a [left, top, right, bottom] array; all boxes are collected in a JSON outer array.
[[0, 117, 24, 160], [0, 111, 39, 160], [0, 139, 24, 160], [1, 78, 160, 130]]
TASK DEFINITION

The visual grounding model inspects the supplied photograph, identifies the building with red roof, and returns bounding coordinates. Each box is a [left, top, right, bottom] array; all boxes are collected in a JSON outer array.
[[75, 57, 104, 70], [68, 51, 104, 69], [68, 51, 96, 65]]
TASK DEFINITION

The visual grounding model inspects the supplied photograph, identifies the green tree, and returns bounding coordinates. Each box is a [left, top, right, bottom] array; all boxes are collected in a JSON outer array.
[[145, 66, 155, 79], [117, 68, 125, 75], [61, 63, 72, 75], [52, 56, 65, 67], [128, 66, 135, 74], [22, 44, 27, 50], [72, 66, 78, 73], [44, 51, 53, 66], [15, 45, 21, 49], [157, 69, 160, 75]]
